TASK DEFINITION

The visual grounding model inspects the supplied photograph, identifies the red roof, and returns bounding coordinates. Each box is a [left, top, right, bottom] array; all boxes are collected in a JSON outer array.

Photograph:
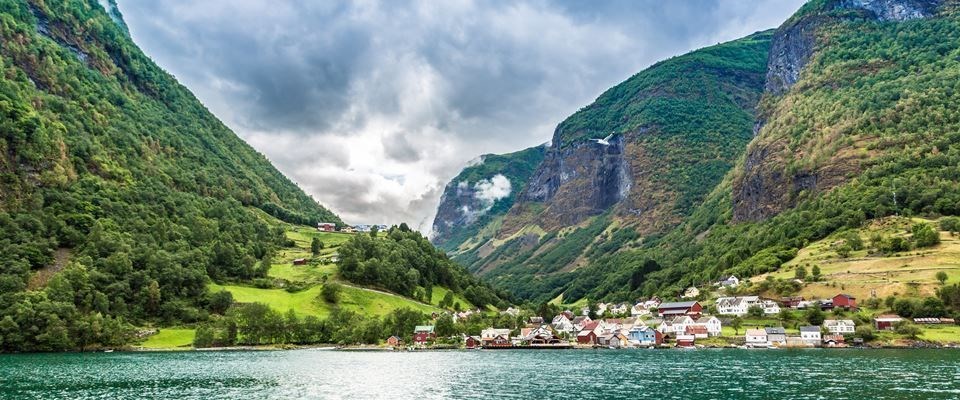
[[834, 293, 856, 300], [582, 321, 600, 331], [685, 325, 708, 335]]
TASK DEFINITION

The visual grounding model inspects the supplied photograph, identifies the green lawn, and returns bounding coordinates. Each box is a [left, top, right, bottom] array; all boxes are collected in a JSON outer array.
[[209, 282, 440, 319], [140, 328, 195, 349], [268, 262, 337, 282], [919, 324, 960, 343]]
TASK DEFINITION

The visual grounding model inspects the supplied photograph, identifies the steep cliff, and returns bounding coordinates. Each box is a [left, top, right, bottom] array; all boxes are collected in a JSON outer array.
[[431, 145, 546, 251], [733, 0, 946, 222]]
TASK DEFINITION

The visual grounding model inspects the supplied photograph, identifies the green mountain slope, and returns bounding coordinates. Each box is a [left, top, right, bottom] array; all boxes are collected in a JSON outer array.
[[544, 0, 960, 302], [444, 31, 773, 299], [0, 0, 341, 351], [431, 145, 546, 252]]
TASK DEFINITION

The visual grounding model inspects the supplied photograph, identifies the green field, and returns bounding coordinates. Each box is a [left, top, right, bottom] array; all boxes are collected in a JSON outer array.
[[140, 328, 196, 349], [210, 282, 440, 319]]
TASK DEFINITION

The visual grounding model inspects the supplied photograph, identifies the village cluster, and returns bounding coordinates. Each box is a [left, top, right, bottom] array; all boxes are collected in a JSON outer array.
[[398, 275, 954, 350], [316, 222, 388, 233]]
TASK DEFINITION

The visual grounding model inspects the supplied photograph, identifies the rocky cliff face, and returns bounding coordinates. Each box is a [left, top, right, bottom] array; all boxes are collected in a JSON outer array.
[[732, 0, 944, 222], [431, 145, 546, 250]]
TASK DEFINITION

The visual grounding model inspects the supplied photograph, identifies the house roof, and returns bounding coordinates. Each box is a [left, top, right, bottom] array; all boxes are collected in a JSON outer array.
[[659, 301, 698, 309], [582, 321, 600, 331], [834, 293, 856, 300], [745, 329, 767, 336], [824, 319, 855, 326], [799, 326, 821, 332], [414, 325, 435, 333], [765, 327, 786, 335], [685, 325, 708, 334]]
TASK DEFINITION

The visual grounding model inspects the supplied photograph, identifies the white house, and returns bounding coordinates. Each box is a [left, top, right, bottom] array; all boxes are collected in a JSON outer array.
[[595, 303, 609, 316], [658, 316, 694, 336], [715, 296, 757, 316], [694, 316, 722, 337], [761, 300, 782, 315], [571, 316, 592, 332], [824, 319, 856, 334], [552, 314, 574, 334], [608, 303, 629, 315], [745, 328, 768, 347], [682, 287, 700, 299], [799, 326, 821, 346], [717, 276, 740, 287], [501, 307, 520, 317]]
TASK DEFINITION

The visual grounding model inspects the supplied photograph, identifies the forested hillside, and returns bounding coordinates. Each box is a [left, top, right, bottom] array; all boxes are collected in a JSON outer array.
[[0, 0, 340, 351], [437, 0, 960, 307]]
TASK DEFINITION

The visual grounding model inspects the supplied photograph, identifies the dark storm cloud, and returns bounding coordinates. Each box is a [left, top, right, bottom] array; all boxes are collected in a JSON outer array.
[[117, 0, 805, 229]]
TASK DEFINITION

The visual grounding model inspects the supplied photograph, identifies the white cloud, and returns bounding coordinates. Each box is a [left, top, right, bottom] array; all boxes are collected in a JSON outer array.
[[473, 174, 512, 205], [117, 0, 805, 231]]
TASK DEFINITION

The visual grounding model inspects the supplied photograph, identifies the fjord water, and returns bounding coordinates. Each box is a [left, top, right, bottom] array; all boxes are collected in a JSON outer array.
[[1, 349, 958, 399]]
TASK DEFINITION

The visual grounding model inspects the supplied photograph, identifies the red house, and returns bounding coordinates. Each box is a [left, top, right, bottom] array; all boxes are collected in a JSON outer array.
[[465, 336, 481, 349], [832, 294, 857, 310], [576, 321, 601, 345], [413, 325, 435, 344], [292, 258, 307, 266], [780, 296, 805, 308], [317, 222, 336, 232], [657, 301, 702, 318], [874, 315, 902, 331], [386, 336, 402, 347]]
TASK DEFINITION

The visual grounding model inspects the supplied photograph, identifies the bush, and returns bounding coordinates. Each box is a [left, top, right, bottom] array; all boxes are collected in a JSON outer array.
[[911, 223, 940, 248], [854, 326, 876, 341], [322, 283, 343, 304]]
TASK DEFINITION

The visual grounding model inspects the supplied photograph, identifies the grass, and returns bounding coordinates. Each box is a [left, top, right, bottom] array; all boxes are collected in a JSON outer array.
[[268, 262, 337, 282], [430, 285, 476, 310], [140, 328, 196, 349], [918, 324, 960, 343], [209, 283, 328, 317], [755, 216, 960, 299], [209, 282, 441, 319]]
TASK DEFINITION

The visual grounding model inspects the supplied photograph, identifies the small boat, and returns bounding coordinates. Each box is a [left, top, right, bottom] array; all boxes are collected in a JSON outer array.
[[104, 349, 114, 353]]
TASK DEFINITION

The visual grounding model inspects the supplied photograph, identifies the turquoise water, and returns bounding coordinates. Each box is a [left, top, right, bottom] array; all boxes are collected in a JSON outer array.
[[1, 349, 959, 399]]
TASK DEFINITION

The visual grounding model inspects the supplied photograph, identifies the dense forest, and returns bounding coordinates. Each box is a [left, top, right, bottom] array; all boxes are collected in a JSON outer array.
[[339, 226, 507, 309], [0, 0, 340, 351]]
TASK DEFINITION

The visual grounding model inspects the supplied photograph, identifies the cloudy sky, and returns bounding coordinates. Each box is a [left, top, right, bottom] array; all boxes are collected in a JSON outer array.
[[117, 0, 804, 231]]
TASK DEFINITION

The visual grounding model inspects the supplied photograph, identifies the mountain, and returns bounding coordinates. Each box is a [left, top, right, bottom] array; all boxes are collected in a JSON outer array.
[[437, 0, 960, 303], [431, 145, 546, 252], [0, 0, 346, 351], [437, 30, 773, 298]]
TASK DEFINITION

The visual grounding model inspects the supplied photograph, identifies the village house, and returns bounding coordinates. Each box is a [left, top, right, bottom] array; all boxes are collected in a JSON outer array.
[[596, 303, 609, 316], [799, 326, 822, 346], [780, 296, 805, 308], [914, 317, 957, 324], [501, 307, 520, 317], [577, 321, 602, 345], [464, 336, 481, 349], [529, 316, 544, 325], [609, 303, 630, 315], [715, 296, 755, 316], [658, 316, 694, 337], [761, 300, 781, 315], [657, 301, 702, 318], [386, 336, 402, 347], [695, 316, 722, 337], [292, 258, 307, 266], [628, 326, 663, 346], [521, 326, 562, 345], [717, 275, 740, 287], [745, 328, 768, 347], [317, 222, 336, 232], [675, 334, 696, 348], [571, 316, 592, 332], [765, 327, 787, 346], [480, 328, 512, 348], [552, 314, 574, 334], [823, 334, 846, 347], [413, 326, 435, 344], [823, 319, 856, 334], [682, 287, 700, 299], [832, 294, 857, 310], [874, 315, 903, 331], [631, 303, 650, 317], [685, 325, 709, 339]]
